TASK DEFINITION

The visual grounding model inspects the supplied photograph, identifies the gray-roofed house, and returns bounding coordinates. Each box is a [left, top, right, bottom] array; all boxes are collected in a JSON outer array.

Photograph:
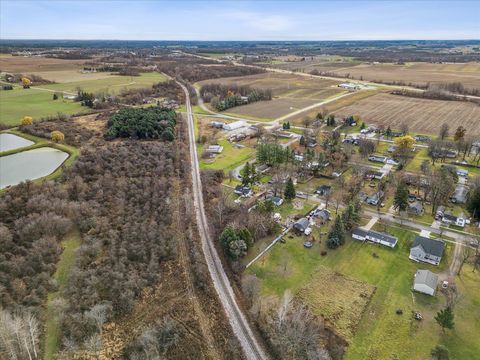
[[450, 185, 469, 204], [352, 228, 398, 248], [367, 191, 384, 206], [409, 236, 445, 266], [293, 218, 310, 233], [413, 269, 438, 296], [315, 185, 332, 196], [408, 201, 424, 215]]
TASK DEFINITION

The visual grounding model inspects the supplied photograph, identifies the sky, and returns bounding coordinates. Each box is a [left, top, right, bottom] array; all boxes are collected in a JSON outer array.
[[1, 0, 479, 41]]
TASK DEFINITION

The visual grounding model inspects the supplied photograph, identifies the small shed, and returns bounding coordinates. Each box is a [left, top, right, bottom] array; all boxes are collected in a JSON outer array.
[[413, 270, 438, 296]]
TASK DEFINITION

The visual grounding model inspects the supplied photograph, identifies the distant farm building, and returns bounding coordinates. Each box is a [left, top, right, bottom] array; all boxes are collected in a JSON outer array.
[[223, 121, 246, 131]]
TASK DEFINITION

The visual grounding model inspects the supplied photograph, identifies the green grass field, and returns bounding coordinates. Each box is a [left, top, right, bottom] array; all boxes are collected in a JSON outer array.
[[247, 223, 479, 359], [39, 72, 167, 94], [199, 139, 255, 172], [0, 86, 87, 126], [1, 72, 167, 126], [44, 229, 82, 360]]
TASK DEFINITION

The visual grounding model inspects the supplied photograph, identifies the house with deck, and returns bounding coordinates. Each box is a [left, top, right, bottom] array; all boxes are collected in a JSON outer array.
[[409, 236, 445, 266]]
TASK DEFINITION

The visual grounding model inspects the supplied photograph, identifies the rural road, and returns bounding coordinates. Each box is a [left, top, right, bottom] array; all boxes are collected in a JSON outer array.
[[177, 80, 269, 360]]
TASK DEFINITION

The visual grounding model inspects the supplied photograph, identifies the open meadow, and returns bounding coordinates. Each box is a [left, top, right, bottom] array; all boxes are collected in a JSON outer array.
[[333, 93, 480, 136], [0, 85, 88, 125]]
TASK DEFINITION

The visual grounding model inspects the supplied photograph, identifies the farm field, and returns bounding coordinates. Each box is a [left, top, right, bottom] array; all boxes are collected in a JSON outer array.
[[39, 72, 167, 94], [196, 72, 344, 120], [247, 223, 479, 360], [0, 54, 86, 73], [1, 72, 167, 125], [271, 55, 360, 71], [333, 93, 480, 136], [0, 86, 88, 125], [324, 62, 480, 91]]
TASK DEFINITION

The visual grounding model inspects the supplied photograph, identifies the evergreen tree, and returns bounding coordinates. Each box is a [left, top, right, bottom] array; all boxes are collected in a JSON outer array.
[[328, 216, 345, 247], [435, 307, 455, 333], [385, 126, 392, 139], [242, 162, 251, 187], [360, 122, 366, 130], [300, 136, 306, 147], [393, 180, 409, 212], [284, 178, 296, 200]]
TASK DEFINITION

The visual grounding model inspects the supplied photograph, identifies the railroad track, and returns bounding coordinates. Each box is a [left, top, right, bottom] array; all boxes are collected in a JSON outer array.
[[177, 80, 269, 360]]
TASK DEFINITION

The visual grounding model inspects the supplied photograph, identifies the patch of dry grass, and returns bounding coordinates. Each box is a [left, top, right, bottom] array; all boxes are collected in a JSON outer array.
[[297, 266, 375, 341]]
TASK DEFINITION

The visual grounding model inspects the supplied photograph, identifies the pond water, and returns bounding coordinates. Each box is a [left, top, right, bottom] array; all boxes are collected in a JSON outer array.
[[0, 147, 69, 189], [0, 133, 34, 152]]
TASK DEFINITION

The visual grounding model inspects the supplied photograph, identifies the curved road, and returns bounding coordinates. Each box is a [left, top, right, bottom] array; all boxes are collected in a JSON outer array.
[[177, 80, 269, 360]]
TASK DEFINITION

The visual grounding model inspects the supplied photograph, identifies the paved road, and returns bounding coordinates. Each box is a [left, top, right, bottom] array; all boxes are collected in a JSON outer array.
[[178, 80, 269, 360]]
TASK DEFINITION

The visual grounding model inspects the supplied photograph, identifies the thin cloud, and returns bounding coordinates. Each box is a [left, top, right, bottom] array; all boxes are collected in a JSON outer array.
[[226, 10, 295, 32]]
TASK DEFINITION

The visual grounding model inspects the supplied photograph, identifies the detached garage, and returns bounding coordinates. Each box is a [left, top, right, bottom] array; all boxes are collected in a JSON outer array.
[[413, 269, 438, 296]]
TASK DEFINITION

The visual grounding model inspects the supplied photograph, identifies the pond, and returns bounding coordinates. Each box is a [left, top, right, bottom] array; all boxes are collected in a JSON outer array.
[[0, 147, 69, 189], [0, 133, 34, 152]]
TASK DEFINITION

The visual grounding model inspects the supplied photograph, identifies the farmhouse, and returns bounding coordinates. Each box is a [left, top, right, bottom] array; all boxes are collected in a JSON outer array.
[[339, 83, 360, 90], [409, 236, 445, 266], [368, 155, 388, 163], [352, 228, 398, 248], [209, 121, 225, 128], [234, 186, 253, 197], [413, 270, 438, 296], [293, 218, 310, 233], [223, 121, 246, 131], [205, 145, 224, 154]]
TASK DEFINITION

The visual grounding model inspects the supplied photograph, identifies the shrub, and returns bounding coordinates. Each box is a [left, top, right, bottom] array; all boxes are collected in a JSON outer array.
[[22, 116, 33, 125], [51, 130, 65, 143]]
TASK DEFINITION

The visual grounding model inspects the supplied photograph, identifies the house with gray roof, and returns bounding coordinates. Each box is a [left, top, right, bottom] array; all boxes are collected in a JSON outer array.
[[352, 228, 398, 248], [293, 218, 310, 233], [409, 236, 445, 266], [413, 269, 438, 296], [450, 184, 468, 204]]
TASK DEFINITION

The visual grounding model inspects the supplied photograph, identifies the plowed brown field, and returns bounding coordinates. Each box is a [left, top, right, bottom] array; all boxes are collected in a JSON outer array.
[[334, 93, 480, 136]]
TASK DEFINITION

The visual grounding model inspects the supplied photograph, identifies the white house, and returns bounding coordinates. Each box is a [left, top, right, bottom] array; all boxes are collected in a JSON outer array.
[[413, 269, 438, 296], [223, 121, 246, 131], [352, 228, 398, 248], [206, 145, 224, 154]]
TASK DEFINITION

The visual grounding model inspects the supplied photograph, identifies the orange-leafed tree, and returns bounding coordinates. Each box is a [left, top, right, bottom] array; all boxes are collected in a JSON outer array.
[[21, 77, 31, 89], [51, 130, 65, 143], [22, 116, 33, 125]]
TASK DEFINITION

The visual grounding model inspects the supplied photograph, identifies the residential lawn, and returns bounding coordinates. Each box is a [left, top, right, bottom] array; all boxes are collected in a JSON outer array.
[[246, 221, 479, 360], [0, 86, 88, 126], [199, 139, 255, 172], [39, 72, 167, 94], [44, 229, 82, 360]]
